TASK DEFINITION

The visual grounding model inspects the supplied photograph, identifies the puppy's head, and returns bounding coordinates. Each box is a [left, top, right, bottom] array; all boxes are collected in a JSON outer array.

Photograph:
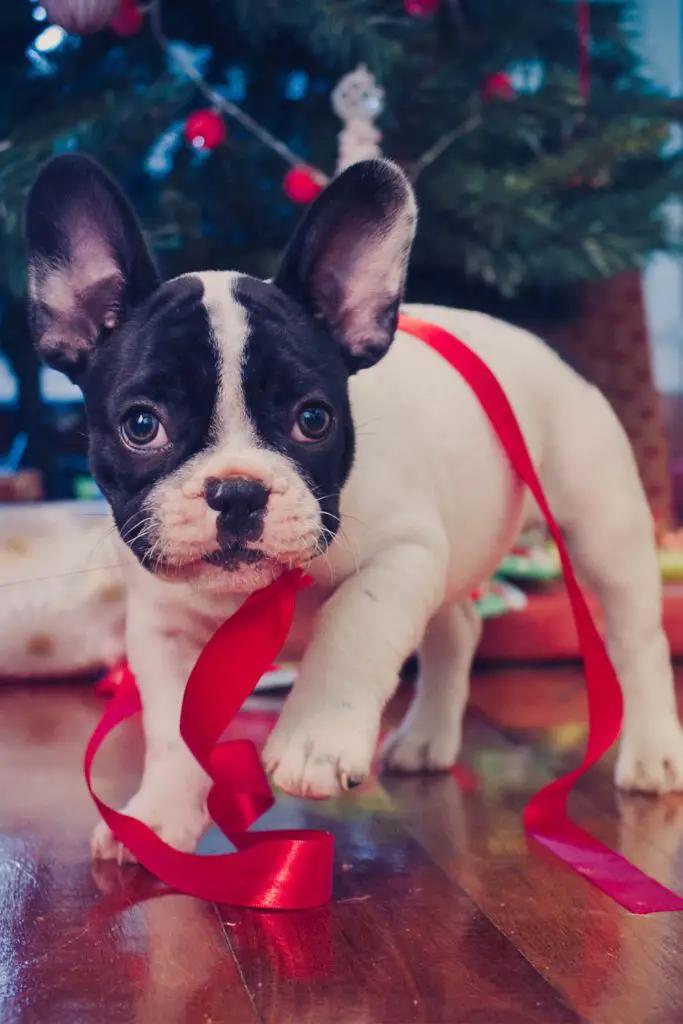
[[25, 154, 416, 592]]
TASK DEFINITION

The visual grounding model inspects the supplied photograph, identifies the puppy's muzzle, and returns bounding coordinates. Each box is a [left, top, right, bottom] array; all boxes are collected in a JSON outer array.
[[205, 476, 269, 549]]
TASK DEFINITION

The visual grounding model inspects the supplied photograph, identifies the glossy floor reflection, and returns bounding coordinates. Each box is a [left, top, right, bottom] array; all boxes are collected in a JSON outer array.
[[1, 669, 683, 1023]]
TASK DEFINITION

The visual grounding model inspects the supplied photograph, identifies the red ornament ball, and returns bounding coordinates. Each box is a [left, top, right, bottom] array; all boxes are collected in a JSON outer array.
[[404, 0, 440, 16], [109, 0, 144, 36], [184, 110, 227, 151], [283, 166, 325, 205], [481, 72, 516, 102], [43, 0, 119, 34]]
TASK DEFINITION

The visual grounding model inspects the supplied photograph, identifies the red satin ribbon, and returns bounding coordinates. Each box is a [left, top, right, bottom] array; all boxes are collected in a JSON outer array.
[[86, 313, 683, 914], [86, 569, 333, 910], [397, 313, 683, 914]]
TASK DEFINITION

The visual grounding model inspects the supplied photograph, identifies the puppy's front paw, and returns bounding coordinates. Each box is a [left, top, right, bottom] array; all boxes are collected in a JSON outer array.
[[91, 791, 210, 864], [380, 719, 461, 774], [616, 716, 683, 794], [263, 704, 378, 799]]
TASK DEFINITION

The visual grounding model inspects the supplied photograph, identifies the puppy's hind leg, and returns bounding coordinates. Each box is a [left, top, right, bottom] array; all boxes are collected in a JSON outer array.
[[381, 599, 481, 772], [548, 387, 683, 794]]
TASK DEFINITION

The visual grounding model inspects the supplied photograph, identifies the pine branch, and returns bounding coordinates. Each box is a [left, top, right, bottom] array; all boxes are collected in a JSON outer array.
[[1, 0, 682, 307], [0, 75, 193, 296]]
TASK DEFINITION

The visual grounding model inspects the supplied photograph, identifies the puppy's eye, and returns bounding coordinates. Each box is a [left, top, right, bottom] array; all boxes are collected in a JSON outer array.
[[292, 403, 333, 443], [120, 408, 168, 450]]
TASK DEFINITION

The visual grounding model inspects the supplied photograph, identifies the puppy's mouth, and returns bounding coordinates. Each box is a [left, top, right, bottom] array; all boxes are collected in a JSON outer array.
[[201, 547, 267, 571]]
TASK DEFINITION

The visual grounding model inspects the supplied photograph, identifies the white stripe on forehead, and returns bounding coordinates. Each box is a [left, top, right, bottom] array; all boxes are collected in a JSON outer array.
[[194, 270, 258, 447]]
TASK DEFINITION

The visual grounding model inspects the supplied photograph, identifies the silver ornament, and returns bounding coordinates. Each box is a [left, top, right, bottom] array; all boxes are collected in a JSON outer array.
[[43, 0, 120, 35], [331, 65, 385, 125]]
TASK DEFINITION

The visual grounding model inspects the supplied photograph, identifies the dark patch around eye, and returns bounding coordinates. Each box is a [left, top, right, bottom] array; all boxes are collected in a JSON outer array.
[[234, 274, 356, 543], [83, 274, 220, 529]]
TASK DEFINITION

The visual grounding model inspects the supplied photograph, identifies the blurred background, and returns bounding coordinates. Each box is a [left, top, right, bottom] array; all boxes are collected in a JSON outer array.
[[0, 0, 681, 525]]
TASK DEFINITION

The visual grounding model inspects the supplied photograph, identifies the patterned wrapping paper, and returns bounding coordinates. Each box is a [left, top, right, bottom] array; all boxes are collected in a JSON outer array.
[[0, 502, 126, 678]]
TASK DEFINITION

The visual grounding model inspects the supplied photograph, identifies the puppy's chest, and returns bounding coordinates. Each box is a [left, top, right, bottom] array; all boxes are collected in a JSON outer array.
[[164, 579, 333, 664]]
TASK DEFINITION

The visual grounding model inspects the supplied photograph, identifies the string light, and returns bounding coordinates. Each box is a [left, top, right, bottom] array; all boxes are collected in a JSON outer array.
[[146, 0, 465, 190]]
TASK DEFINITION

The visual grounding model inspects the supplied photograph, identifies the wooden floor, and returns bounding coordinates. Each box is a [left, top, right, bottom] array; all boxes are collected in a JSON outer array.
[[3, 668, 683, 1024]]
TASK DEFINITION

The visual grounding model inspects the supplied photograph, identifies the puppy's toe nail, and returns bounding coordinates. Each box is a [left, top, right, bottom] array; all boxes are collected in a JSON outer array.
[[341, 771, 365, 791], [116, 842, 136, 867], [664, 759, 677, 789]]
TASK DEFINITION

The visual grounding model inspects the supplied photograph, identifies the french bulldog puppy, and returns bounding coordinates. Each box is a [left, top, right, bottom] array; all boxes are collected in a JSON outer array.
[[25, 154, 683, 861]]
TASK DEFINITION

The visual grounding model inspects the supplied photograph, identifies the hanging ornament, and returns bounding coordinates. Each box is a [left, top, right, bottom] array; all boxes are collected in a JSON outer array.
[[43, 0, 119, 34], [109, 0, 144, 37], [282, 166, 325, 205], [404, 0, 440, 16], [184, 110, 227, 151], [481, 72, 516, 102], [331, 65, 384, 174]]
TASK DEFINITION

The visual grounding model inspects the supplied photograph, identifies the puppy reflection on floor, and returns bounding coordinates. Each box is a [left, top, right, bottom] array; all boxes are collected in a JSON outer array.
[[617, 793, 683, 894], [91, 863, 241, 1023]]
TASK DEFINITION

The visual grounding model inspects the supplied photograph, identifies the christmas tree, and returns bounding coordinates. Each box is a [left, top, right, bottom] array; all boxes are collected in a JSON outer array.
[[1, 0, 682, 473], [2, 0, 682, 308]]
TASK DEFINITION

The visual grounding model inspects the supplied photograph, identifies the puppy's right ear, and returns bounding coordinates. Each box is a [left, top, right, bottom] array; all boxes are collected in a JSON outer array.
[[25, 154, 160, 380]]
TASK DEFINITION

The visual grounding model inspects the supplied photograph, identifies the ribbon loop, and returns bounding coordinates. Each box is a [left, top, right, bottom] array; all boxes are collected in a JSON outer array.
[[86, 569, 333, 910]]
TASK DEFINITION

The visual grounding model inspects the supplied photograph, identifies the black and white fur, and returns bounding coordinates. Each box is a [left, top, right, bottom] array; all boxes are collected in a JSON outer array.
[[26, 153, 683, 861]]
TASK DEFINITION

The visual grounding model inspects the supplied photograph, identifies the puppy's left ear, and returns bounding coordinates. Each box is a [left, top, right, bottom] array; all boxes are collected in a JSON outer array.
[[25, 154, 160, 381], [274, 159, 417, 372]]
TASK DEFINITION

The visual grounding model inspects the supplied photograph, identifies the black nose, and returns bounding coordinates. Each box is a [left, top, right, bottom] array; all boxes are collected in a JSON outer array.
[[205, 477, 269, 545]]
